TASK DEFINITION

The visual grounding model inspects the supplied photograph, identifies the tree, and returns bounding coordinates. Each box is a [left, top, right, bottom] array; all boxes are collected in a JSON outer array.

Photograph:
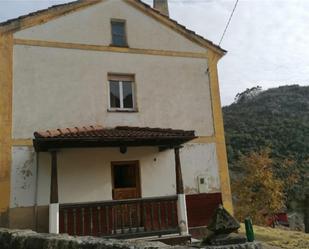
[[224, 85, 309, 227], [234, 86, 262, 104], [232, 150, 285, 225]]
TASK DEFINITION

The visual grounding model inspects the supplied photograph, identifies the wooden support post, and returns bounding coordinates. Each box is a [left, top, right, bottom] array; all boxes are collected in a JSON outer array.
[[174, 147, 188, 235], [50, 151, 58, 203], [49, 151, 59, 234], [175, 147, 184, 194]]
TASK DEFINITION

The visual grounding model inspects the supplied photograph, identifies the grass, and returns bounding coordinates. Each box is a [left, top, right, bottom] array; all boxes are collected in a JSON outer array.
[[239, 224, 309, 249]]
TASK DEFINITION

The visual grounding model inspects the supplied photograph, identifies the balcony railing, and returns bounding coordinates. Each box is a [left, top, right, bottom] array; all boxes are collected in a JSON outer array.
[[59, 196, 179, 238]]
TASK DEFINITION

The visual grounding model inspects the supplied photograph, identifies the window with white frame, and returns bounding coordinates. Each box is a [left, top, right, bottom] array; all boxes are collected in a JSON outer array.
[[108, 74, 135, 111]]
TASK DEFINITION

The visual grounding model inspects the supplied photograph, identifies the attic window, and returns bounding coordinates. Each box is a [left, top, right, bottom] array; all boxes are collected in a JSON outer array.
[[111, 20, 127, 47]]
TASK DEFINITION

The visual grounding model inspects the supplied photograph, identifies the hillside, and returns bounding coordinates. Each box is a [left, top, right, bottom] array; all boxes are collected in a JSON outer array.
[[223, 85, 309, 212]]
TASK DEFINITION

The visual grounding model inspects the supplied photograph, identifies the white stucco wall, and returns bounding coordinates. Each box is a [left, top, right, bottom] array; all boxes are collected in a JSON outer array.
[[12, 45, 213, 138], [36, 147, 177, 205], [10, 146, 37, 207], [181, 143, 220, 194], [14, 0, 205, 53], [10, 143, 220, 207], [10, 0, 220, 209]]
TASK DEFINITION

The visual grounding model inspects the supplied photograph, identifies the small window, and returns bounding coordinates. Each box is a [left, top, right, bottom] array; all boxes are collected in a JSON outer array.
[[113, 164, 137, 188], [111, 20, 127, 47], [111, 161, 141, 200], [108, 74, 135, 111]]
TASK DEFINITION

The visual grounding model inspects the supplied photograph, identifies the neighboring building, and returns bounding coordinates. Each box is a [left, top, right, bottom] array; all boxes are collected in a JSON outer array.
[[0, 0, 233, 239]]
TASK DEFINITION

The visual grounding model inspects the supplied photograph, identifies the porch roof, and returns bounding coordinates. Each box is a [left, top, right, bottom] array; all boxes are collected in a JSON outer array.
[[33, 125, 196, 152]]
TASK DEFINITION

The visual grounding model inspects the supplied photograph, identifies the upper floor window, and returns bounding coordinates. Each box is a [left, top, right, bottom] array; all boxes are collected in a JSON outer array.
[[111, 20, 127, 47], [108, 74, 135, 111]]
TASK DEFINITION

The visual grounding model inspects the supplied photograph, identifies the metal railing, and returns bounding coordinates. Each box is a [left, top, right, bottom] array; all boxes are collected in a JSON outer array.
[[59, 196, 179, 238]]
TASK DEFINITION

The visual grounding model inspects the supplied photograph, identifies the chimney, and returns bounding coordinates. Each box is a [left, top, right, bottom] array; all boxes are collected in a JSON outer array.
[[153, 0, 169, 17]]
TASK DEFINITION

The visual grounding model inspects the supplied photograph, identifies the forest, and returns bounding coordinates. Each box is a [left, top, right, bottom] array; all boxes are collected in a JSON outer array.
[[223, 85, 309, 230]]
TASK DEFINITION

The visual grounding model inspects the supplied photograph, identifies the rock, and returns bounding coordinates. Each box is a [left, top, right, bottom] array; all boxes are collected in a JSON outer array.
[[207, 206, 240, 235], [202, 242, 263, 249], [260, 243, 282, 249], [203, 206, 245, 246], [288, 212, 305, 232], [209, 233, 247, 246], [0, 227, 170, 249]]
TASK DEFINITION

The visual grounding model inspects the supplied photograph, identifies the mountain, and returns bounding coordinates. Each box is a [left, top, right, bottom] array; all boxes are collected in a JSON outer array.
[[223, 85, 309, 210]]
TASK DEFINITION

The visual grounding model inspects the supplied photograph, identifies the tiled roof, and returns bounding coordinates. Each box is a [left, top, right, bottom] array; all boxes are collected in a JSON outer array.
[[0, 0, 226, 54], [33, 125, 196, 151], [34, 125, 196, 140]]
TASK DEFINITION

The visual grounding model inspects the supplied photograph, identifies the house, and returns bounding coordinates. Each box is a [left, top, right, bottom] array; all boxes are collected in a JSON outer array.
[[0, 0, 233, 239]]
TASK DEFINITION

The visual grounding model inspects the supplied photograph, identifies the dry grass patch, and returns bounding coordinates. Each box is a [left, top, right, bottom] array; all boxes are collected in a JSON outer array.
[[239, 224, 309, 249]]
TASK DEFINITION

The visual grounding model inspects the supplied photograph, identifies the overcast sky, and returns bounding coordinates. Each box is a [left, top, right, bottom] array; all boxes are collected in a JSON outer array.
[[1, 0, 309, 105]]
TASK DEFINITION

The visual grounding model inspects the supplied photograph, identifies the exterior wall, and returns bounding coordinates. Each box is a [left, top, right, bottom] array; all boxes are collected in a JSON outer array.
[[207, 50, 233, 214], [3, 0, 233, 229], [14, 0, 205, 54], [10, 147, 36, 208], [12, 45, 213, 139], [0, 33, 13, 227], [181, 143, 220, 194], [186, 193, 222, 228], [10, 143, 220, 208], [8, 205, 48, 232]]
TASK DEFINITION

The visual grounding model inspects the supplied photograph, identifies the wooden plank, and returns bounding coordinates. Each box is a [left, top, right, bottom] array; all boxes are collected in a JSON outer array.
[[174, 147, 184, 194], [50, 151, 58, 203], [59, 196, 179, 236]]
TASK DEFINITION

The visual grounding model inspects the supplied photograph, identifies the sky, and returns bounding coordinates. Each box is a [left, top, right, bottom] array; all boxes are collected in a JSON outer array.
[[1, 0, 309, 105]]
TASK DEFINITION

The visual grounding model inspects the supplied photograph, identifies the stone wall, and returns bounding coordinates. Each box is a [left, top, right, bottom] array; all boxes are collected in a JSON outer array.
[[0, 228, 262, 249], [0, 228, 168, 249]]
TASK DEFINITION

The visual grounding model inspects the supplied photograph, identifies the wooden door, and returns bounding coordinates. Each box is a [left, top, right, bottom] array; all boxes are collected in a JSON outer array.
[[112, 161, 141, 200], [111, 161, 141, 229]]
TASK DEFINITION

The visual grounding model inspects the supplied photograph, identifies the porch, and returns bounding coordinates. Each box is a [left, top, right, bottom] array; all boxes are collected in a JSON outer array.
[[33, 126, 196, 239], [59, 196, 178, 238]]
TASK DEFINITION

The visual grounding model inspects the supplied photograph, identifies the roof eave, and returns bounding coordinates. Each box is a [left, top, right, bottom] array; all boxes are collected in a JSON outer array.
[[33, 136, 197, 152], [0, 0, 102, 35]]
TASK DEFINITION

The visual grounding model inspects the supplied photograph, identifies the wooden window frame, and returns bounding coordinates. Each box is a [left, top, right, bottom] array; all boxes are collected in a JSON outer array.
[[110, 19, 128, 47], [107, 73, 137, 112]]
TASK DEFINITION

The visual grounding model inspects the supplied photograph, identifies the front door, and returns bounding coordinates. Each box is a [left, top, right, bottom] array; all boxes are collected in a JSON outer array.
[[112, 161, 141, 200], [111, 161, 141, 230]]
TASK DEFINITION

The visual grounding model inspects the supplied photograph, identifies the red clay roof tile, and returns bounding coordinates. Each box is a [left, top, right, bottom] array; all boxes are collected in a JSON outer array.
[[34, 125, 195, 140]]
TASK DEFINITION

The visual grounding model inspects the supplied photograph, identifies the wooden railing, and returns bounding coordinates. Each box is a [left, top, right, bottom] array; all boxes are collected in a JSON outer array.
[[59, 196, 179, 238]]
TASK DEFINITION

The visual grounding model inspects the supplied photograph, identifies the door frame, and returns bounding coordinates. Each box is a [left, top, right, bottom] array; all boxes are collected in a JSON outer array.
[[111, 160, 141, 200]]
